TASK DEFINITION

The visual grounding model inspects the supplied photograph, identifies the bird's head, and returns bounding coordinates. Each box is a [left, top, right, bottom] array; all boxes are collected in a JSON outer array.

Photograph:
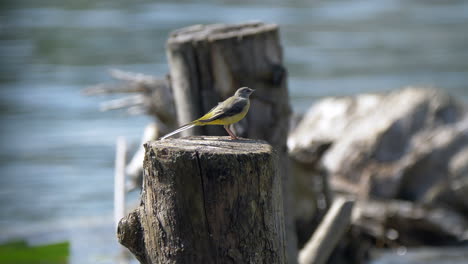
[[235, 87, 255, 98]]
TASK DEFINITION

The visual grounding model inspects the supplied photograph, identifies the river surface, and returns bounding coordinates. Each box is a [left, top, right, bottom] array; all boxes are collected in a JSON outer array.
[[1, 0, 467, 263]]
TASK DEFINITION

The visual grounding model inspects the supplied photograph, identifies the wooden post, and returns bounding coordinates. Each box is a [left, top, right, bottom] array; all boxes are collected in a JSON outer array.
[[298, 197, 355, 264], [118, 137, 286, 263], [166, 22, 296, 262], [114, 137, 127, 230]]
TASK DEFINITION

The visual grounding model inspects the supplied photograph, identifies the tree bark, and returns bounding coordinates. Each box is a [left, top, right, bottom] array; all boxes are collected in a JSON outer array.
[[166, 22, 296, 262], [118, 136, 286, 263]]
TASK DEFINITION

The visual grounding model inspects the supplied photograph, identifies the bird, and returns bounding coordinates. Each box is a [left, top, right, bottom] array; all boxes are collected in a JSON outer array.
[[160, 87, 254, 140]]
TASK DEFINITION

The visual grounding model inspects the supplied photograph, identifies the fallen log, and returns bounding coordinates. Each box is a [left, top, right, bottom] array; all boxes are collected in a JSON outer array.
[[353, 199, 468, 246]]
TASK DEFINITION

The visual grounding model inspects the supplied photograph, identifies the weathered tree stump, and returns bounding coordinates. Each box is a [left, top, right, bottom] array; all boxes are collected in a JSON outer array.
[[166, 22, 289, 139], [166, 22, 296, 262], [118, 136, 286, 263]]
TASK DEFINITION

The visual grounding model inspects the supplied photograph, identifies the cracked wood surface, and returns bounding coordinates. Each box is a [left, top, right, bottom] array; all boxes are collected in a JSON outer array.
[[166, 22, 296, 263], [118, 136, 286, 263]]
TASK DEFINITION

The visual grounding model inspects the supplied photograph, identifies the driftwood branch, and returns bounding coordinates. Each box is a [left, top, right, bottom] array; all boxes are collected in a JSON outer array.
[[100, 94, 145, 112], [82, 69, 177, 128], [298, 197, 355, 264], [353, 199, 468, 246], [82, 69, 156, 95]]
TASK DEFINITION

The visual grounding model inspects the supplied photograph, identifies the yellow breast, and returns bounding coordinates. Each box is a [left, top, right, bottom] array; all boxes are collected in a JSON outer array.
[[204, 100, 250, 125]]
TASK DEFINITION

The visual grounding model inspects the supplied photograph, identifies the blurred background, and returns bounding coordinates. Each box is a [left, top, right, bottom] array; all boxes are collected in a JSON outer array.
[[1, 0, 467, 263]]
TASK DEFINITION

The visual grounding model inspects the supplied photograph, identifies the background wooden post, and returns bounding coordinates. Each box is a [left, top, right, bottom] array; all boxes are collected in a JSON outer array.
[[166, 22, 296, 262], [298, 197, 355, 264], [118, 137, 286, 263], [114, 137, 127, 231]]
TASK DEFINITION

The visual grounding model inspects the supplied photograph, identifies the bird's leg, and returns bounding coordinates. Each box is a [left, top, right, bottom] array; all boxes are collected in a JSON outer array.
[[224, 125, 238, 140]]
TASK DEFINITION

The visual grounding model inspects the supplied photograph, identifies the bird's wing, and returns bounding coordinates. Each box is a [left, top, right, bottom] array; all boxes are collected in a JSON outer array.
[[198, 98, 247, 123], [195, 97, 234, 121]]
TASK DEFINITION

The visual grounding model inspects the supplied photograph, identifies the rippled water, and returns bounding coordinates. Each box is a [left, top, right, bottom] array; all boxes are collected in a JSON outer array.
[[1, 0, 467, 263], [371, 246, 468, 264]]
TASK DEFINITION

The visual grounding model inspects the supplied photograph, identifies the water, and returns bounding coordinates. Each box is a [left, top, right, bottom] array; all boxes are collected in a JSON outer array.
[[1, 0, 467, 263], [371, 246, 468, 264]]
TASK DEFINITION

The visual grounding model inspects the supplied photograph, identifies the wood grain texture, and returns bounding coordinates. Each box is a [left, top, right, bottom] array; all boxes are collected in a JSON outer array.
[[118, 136, 286, 264], [166, 22, 296, 262], [166, 22, 289, 139]]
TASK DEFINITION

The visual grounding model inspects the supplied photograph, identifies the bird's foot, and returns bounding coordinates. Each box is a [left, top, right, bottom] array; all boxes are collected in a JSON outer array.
[[224, 125, 239, 140]]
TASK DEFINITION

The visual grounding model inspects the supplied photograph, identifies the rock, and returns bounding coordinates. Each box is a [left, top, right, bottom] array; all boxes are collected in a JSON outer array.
[[288, 93, 382, 162], [404, 117, 468, 203], [288, 94, 381, 245], [288, 87, 468, 247], [289, 87, 467, 201], [450, 146, 468, 212]]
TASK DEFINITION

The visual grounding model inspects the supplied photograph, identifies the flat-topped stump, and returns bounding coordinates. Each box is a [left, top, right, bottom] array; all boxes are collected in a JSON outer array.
[[154, 136, 274, 153], [166, 22, 295, 262], [118, 136, 286, 264]]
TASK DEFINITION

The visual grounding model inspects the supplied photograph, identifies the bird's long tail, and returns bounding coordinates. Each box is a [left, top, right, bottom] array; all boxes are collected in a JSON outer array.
[[160, 123, 196, 140]]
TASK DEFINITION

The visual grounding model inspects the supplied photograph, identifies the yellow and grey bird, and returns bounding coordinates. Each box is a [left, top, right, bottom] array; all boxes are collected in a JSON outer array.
[[160, 87, 254, 140]]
